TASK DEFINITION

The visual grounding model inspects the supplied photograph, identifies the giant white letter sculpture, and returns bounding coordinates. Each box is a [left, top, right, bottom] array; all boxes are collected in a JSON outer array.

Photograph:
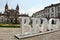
[[20, 17, 32, 35], [15, 17, 60, 39], [40, 18, 48, 32], [31, 18, 41, 33], [48, 18, 60, 31], [54, 19, 60, 30]]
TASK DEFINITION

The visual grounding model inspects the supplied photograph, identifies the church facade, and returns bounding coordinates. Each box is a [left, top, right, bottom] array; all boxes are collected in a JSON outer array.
[[0, 3, 29, 24]]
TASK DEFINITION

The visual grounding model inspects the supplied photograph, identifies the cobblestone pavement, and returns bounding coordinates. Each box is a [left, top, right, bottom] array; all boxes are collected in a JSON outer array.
[[0, 28, 20, 40], [0, 28, 60, 40]]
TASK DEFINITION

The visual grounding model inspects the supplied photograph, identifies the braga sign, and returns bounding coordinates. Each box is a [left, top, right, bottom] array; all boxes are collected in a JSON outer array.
[[19, 17, 60, 35]]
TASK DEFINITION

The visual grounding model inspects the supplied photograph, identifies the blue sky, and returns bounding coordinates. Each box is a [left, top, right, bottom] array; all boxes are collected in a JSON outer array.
[[0, 0, 60, 16]]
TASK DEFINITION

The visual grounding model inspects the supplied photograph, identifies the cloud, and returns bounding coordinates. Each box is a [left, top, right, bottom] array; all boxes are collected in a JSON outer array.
[[27, 7, 44, 16], [53, 0, 60, 4], [27, 0, 60, 16], [0, 7, 4, 13], [19, 9, 26, 14], [19, 7, 44, 16]]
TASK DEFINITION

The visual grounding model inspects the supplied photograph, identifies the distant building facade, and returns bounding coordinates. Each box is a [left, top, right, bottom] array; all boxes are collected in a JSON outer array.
[[32, 3, 60, 19], [0, 3, 29, 24]]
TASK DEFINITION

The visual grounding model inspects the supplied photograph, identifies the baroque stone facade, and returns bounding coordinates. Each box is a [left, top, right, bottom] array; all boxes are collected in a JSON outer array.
[[32, 3, 60, 19], [0, 3, 29, 24]]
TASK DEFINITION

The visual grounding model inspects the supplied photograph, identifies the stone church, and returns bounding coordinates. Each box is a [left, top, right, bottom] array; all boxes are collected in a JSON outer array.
[[0, 3, 29, 24]]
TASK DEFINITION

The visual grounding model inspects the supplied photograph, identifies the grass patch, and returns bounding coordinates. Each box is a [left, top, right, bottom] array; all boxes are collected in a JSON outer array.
[[0, 24, 20, 28], [0, 26, 20, 28]]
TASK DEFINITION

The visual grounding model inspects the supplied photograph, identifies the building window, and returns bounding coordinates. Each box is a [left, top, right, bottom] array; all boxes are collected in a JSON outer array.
[[48, 9, 50, 13], [58, 7, 60, 11], [52, 8, 54, 12], [51, 14, 54, 17]]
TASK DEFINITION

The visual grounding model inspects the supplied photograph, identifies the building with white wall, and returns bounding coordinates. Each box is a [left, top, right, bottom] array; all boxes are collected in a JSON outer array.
[[32, 3, 60, 19]]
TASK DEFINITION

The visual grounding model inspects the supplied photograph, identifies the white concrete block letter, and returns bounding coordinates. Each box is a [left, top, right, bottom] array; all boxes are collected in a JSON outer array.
[[20, 17, 32, 35], [40, 18, 48, 32], [31, 18, 41, 33]]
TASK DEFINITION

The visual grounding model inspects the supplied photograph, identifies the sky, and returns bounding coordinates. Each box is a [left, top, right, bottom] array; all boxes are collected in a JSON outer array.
[[0, 0, 60, 16]]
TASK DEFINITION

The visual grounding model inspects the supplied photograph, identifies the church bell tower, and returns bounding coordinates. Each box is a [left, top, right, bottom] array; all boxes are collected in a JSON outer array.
[[5, 3, 8, 11]]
